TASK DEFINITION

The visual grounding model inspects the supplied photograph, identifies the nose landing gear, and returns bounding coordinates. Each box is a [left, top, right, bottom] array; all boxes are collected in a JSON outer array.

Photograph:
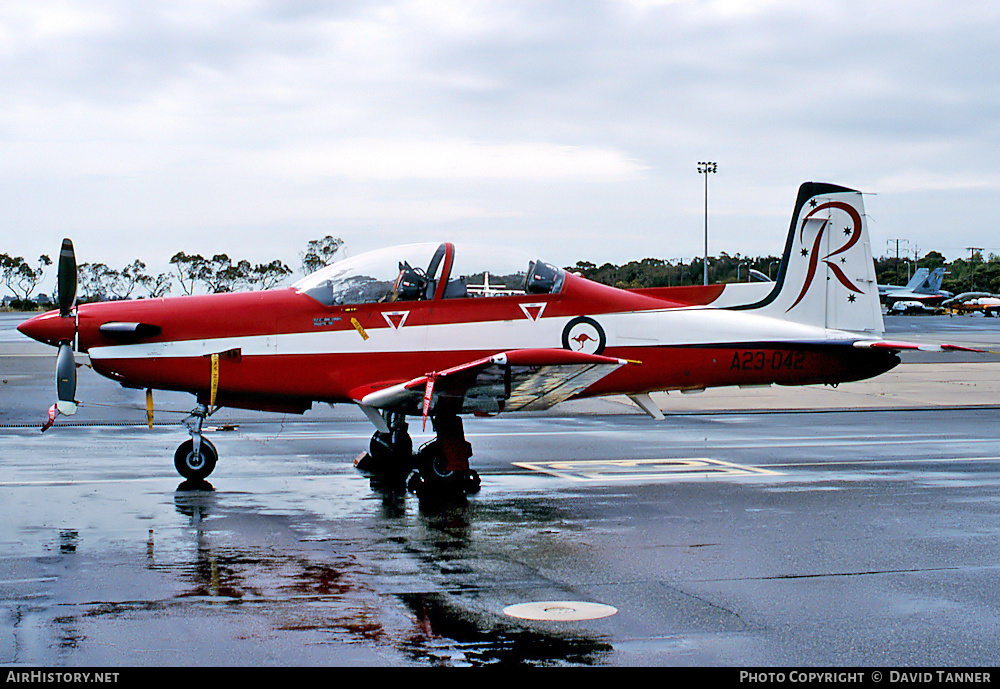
[[174, 404, 217, 481]]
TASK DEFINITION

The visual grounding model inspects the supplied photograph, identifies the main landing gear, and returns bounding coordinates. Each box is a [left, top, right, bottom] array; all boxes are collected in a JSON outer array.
[[174, 404, 217, 482], [357, 410, 481, 496]]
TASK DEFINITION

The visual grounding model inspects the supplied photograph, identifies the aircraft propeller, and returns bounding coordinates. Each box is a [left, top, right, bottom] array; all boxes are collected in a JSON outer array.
[[58, 238, 77, 317], [44, 239, 78, 429]]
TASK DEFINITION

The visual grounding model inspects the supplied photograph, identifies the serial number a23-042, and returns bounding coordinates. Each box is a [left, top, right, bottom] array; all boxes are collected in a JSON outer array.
[[729, 349, 806, 371]]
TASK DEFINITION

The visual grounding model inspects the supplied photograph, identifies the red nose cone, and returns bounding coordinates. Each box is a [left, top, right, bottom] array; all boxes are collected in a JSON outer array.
[[16, 310, 75, 346]]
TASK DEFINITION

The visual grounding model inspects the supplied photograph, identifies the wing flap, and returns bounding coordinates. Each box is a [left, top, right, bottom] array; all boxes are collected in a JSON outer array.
[[503, 359, 623, 411], [357, 348, 632, 418]]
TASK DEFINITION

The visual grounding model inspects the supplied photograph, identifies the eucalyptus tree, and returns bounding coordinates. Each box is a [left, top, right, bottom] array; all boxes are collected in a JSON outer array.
[[1, 253, 51, 303]]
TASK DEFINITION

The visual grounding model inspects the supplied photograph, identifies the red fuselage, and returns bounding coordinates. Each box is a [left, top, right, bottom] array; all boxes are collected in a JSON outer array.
[[18, 272, 898, 416]]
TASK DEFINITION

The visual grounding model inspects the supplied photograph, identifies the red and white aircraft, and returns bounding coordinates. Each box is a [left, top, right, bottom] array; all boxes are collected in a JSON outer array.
[[18, 182, 972, 494]]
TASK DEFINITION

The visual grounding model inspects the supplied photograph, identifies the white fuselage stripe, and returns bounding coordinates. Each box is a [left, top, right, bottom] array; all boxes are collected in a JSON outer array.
[[87, 308, 848, 360]]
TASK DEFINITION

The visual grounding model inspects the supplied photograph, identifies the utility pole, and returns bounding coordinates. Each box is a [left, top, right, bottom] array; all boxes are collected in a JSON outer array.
[[768, 260, 779, 280], [887, 238, 908, 285], [908, 244, 920, 280], [697, 162, 717, 285], [967, 246, 983, 291]]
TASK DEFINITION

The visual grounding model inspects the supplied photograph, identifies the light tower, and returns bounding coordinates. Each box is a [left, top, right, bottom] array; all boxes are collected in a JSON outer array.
[[697, 162, 717, 285]]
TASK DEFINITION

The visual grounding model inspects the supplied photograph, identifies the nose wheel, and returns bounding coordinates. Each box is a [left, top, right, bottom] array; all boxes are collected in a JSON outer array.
[[174, 437, 218, 481], [174, 403, 217, 481]]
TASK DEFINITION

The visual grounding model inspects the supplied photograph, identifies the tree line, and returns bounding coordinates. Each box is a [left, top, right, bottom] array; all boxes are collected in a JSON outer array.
[[571, 250, 1000, 296], [5, 238, 1000, 308], [568, 252, 783, 289], [1, 236, 345, 309]]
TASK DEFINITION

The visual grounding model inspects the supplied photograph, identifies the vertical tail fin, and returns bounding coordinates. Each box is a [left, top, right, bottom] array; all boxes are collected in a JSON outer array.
[[903, 267, 930, 291], [733, 182, 883, 336], [916, 267, 946, 294]]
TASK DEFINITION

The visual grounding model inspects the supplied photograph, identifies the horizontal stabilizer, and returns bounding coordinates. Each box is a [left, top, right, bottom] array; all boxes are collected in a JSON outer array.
[[853, 340, 984, 353]]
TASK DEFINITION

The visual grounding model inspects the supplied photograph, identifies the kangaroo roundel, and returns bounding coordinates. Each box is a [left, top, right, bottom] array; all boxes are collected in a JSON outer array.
[[562, 316, 606, 355]]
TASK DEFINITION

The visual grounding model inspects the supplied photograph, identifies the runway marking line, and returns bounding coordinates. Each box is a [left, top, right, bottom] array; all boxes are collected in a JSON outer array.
[[513, 457, 781, 482], [766, 455, 1000, 469]]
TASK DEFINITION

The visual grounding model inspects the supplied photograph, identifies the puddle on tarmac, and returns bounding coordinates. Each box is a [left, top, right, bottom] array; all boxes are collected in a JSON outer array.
[[5, 465, 619, 666], [154, 485, 613, 665], [395, 592, 613, 666]]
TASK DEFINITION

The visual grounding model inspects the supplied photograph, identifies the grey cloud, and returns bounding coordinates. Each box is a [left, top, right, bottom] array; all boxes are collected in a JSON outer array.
[[3, 0, 1000, 279]]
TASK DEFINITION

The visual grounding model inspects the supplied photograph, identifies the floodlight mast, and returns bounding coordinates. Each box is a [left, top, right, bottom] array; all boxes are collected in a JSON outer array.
[[697, 162, 717, 286]]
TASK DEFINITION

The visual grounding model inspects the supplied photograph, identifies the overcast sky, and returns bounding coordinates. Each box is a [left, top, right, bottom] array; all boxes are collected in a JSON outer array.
[[3, 0, 999, 289]]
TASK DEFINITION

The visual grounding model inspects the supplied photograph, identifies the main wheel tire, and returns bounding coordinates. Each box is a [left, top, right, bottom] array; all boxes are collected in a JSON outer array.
[[406, 470, 426, 495], [417, 440, 456, 481], [174, 438, 218, 481], [371, 429, 413, 459], [463, 470, 481, 494], [370, 432, 392, 460]]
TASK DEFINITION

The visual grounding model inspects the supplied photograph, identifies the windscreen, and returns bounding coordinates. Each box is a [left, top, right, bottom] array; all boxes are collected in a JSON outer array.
[[293, 244, 440, 306]]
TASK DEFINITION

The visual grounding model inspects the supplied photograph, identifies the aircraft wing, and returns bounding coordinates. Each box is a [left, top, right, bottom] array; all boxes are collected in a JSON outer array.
[[354, 348, 633, 424], [896, 293, 943, 302]]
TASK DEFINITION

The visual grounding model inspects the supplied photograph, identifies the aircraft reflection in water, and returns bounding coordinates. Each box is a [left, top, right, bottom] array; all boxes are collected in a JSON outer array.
[[18, 182, 977, 496], [167, 490, 612, 666]]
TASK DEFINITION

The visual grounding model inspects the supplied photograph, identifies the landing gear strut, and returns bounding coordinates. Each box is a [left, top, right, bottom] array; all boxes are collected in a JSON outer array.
[[174, 404, 217, 481], [356, 411, 413, 481], [357, 410, 480, 496], [369, 412, 413, 462], [407, 414, 480, 496]]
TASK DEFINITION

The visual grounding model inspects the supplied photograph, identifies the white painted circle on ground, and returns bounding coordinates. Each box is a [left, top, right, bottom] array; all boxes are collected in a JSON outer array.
[[502, 601, 618, 621]]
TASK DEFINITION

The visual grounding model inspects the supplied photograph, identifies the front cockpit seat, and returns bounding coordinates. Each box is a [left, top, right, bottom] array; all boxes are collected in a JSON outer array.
[[391, 262, 427, 301], [423, 243, 449, 299]]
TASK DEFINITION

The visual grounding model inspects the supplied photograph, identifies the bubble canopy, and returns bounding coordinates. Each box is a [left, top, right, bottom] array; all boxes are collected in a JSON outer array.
[[293, 242, 565, 307]]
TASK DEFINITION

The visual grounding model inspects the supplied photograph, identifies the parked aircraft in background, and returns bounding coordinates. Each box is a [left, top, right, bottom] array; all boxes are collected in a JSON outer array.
[[18, 182, 978, 496], [881, 267, 952, 309], [943, 294, 1000, 317], [889, 300, 942, 315], [879, 267, 929, 298]]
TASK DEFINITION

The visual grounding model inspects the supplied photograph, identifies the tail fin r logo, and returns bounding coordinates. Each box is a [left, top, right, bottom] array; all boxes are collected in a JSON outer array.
[[787, 200, 865, 311]]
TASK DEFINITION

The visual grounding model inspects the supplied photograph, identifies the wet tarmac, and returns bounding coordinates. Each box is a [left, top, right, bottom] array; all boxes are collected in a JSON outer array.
[[2, 312, 1000, 667]]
